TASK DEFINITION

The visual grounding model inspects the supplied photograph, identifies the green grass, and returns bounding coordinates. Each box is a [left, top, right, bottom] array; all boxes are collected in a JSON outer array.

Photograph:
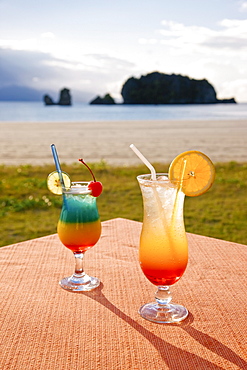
[[0, 161, 247, 247]]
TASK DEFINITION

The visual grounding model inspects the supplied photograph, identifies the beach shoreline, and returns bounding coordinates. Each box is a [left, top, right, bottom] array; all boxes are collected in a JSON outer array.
[[1, 119, 247, 166]]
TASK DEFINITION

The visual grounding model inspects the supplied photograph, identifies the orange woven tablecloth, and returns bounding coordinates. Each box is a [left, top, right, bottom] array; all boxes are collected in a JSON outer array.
[[0, 218, 246, 370]]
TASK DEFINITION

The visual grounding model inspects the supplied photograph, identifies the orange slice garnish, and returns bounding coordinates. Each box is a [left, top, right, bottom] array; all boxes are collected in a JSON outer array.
[[168, 150, 215, 197]]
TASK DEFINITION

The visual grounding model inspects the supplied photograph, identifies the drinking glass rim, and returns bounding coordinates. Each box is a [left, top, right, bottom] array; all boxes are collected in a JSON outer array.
[[62, 181, 92, 195], [137, 173, 169, 182], [137, 173, 182, 187]]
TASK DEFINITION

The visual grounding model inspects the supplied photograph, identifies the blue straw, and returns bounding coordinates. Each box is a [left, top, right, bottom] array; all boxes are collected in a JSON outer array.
[[51, 144, 65, 189]]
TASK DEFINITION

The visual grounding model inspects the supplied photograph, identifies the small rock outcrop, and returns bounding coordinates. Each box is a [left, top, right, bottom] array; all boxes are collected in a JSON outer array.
[[43, 88, 72, 106], [90, 93, 116, 105], [121, 72, 236, 104], [43, 95, 55, 105], [58, 88, 72, 105]]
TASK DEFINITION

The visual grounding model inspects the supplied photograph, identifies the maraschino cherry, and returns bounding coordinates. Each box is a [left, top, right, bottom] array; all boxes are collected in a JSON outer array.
[[78, 159, 103, 197]]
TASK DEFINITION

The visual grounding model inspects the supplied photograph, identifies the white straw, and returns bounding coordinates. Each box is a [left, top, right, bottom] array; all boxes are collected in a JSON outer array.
[[130, 144, 156, 180]]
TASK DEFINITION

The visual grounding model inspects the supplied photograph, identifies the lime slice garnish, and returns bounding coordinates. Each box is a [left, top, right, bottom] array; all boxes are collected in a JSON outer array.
[[47, 171, 71, 195]]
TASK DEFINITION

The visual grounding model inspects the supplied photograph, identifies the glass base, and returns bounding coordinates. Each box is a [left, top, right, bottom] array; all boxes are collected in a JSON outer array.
[[59, 273, 100, 292], [139, 302, 188, 324]]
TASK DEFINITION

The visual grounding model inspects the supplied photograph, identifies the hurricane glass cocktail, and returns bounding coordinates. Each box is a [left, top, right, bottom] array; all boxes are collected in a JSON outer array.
[[137, 173, 188, 323], [58, 181, 101, 291]]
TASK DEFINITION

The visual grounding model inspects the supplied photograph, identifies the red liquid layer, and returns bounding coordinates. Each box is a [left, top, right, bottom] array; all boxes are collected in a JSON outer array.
[[140, 266, 187, 286], [139, 228, 188, 286]]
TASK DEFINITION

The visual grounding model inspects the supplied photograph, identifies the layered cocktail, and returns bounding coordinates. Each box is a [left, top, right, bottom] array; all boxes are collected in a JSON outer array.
[[47, 145, 103, 292], [57, 183, 101, 254]]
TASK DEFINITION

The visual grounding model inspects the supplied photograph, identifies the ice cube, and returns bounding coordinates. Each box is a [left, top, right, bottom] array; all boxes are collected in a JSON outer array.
[[157, 175, 169, 181]]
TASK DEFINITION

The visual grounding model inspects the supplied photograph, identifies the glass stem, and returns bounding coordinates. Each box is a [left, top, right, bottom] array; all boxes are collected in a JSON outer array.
[[155, 286, 172, 306], [73, 252, 85, 278]]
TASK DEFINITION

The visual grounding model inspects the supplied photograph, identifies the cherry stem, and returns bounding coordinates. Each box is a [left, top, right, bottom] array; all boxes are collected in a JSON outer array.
[[78, 159, 96, 182]]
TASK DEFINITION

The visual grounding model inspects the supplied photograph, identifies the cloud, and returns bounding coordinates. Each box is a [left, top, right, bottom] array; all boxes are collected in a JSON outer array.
[[0, 33, 59, 55], [136, 18, 247, 101], [1, 16, 247, 102], [0, 47, 136, 102], [138, 38, 158, 45], [41, 32, 55, 39], [159, 21, 213, 46], [0, 48, 64, 85], [239, 1, 247, 11], [158, 19, 247, 52], [202, 35, 247, 50]]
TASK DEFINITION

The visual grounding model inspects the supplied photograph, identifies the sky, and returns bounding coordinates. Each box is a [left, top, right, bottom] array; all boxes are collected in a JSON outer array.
[[0, 0, 247, 103]]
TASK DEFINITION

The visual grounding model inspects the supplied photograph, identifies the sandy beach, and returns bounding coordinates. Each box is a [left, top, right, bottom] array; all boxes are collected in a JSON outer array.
[[0, 119, 247, 166]]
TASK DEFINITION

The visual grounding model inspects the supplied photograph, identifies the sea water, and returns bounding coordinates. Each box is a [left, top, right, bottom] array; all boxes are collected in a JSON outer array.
[[0, 101, 247, 122]]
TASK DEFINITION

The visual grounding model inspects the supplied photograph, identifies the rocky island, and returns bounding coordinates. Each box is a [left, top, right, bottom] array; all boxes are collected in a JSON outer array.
[[90, 72, 236, 105], [89, 93, 116, 105], [43, 88, 72, 106], [121, 72, 236, 104]]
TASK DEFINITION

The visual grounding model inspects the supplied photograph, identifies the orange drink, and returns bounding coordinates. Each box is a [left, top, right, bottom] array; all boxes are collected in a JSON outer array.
[[133, 148, 215, 323], [138, 174, 188, 286]]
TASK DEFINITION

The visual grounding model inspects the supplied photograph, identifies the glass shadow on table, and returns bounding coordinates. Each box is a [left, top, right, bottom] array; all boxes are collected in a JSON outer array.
[[78, 283, 246, 370]]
